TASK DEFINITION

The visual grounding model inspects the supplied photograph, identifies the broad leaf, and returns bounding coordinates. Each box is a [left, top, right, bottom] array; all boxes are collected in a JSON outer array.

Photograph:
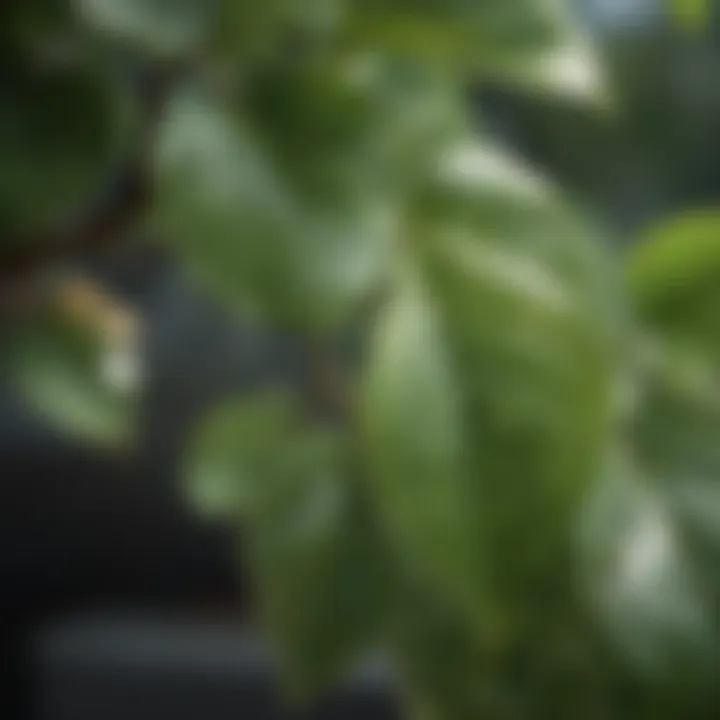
[[627, 210, 720, 355], [362, 145, 616, 638], [185, 395, 393, 698], [579, 448, 717, 684], [418, 139, 620, 318], [491, 37, 608, 104], [153, 59, 464, 331], [634, 371, 720, 594], [251, 453, 393, 701], [476, 85, 641, 224], [578, 223, 720, 687], [360, 265, 492, 636]]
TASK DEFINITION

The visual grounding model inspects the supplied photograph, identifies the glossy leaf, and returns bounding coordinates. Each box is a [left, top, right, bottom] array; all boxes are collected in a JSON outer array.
[[360, 265, 491, 635], [423, 240, 612, 624], [363, 145, 616, 638], [577, 190, 720, 688], [251, 450, 393, 700], [634, 371, 720, 593], [152, 89, 293, 317], [493, 38, 608, 104], [185, 394, 393, 698], [628, 210, 720, 305], [391, 580, 503, 720], [418, 139, 620, 319], [627, 211, 720, 353], [579, 448, 717, 683]]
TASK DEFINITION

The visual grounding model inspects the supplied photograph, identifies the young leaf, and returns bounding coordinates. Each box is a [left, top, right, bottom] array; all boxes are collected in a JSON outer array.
[[627, 210, 720, 355]]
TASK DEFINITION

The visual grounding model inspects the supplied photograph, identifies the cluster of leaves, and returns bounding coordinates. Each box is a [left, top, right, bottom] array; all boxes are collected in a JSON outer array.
[[3, 1, 720, 719]]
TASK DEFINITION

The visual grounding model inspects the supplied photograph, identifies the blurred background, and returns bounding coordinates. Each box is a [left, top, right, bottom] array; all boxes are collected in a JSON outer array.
[[3, 0, 720, 718]]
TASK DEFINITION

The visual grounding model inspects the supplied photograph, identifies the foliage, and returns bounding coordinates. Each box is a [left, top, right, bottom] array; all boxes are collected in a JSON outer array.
[[3, 1, 720, 719], [673, 0, 712, 30]]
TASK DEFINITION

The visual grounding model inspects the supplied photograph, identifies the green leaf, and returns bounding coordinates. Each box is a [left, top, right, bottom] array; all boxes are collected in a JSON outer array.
[[489, 37, 608, 105], [75, 0, 207, 57], [350, 0, 565, 71], [579, 448, 717, 684], [152, 89, 293, 316], [8, 309, 138, 446], [183, 391, 297, 520], [185, 394, 393, 698], [391, 580, 503, 720], [78, 0, 570, 70], [633, 369, 720, 593], [361, 147, 615, 642], [0, 65, 137, 240], [417, 140, 621, 316], [363, 146, 616, 639], [393, 565, 621, 720], [251, 450, 393, 701], [627, 210, 720, 355], [359, 264, 498, 637], [475, 84, 637, 218], [579, 333, 720, 685], [155, 62, 459, 330], [240, 58, 465, 199]]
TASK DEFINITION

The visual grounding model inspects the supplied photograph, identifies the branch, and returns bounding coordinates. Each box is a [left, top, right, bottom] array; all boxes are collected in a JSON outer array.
[[3, 164, 149, 273], [0, 65, 174, 309]]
